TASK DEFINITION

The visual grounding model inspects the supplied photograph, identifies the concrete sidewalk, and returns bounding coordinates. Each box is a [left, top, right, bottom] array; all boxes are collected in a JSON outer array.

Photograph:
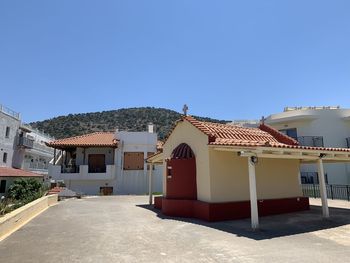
[[309, 197, 350, 209], [0, 196, 350, 263]]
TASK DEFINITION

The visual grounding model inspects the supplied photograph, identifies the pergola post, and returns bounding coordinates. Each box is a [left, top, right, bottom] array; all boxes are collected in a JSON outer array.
[[248, 157, 259, 230], [149, 163, 153, 205], [317, 158, 329, 218]]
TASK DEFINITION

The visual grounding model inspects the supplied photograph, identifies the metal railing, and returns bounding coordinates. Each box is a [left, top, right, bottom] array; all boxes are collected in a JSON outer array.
[[297, 136, 324, 147], [61, 165, 80, 174], [302, 184, 350, 201], [88, 165, 107, 173], [32, 141, 54, 154], [0, 104, 20, 119], [18, 137, 34, 148]]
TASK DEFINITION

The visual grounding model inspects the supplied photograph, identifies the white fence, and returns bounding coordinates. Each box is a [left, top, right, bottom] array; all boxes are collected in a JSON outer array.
[[116, 167, 163, 195]]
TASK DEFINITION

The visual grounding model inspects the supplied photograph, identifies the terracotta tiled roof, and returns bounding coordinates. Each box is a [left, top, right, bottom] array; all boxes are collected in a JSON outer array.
[[46, 132, 118, 148], [182, 116, 350, 153], [183, 116, 285, 144], [0, 167, 43, 177]]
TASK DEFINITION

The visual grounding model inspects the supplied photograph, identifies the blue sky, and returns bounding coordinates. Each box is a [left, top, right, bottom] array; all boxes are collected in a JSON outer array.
[[1, 1, 350, 123]]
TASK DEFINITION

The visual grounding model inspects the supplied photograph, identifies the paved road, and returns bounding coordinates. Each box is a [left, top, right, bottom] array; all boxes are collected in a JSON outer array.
[[1, 196, 350, 263]]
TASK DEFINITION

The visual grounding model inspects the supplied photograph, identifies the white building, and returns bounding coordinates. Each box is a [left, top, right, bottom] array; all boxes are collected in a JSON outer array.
[[0, 104, 54, 175], [0, 104, 51, 196], [265, 106, 350, 185], [47, 125, 163, 195]]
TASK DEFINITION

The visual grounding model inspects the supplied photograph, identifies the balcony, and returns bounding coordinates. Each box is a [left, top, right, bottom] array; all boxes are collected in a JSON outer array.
[[18, 137, 34, 148], [297, 136, 324, 147], [49, 164, 115, 181]]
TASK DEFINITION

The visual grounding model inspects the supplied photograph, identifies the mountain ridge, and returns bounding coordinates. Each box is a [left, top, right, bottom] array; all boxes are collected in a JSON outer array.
[[29, 107, 229, 140]]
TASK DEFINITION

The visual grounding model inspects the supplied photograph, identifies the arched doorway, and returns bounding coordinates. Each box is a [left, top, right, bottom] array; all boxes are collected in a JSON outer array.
[[166, 143, 197, 200]]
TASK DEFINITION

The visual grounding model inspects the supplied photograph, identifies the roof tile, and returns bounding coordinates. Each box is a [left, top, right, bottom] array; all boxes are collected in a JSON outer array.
[[46, 132, 118, 148], [0, 167, 43, 177]]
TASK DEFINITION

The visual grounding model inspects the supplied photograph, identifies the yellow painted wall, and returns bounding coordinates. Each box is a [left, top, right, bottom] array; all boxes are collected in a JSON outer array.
[[209, 149, 302, 202], [256, 158, 302, 199], [209, 149, 250, 202], [162, 120, 212, 202]]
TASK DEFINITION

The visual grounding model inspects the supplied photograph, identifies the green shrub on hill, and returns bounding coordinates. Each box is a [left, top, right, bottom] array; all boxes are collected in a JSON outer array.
[[30, 107, 228, 139]]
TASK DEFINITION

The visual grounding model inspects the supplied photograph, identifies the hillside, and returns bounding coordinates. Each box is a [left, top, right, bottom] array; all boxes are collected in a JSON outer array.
[[29, 107, 228, 140]]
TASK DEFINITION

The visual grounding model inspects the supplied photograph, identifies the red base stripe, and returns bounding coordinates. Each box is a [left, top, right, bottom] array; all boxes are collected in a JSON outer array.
[[154, 196, 309, 222]]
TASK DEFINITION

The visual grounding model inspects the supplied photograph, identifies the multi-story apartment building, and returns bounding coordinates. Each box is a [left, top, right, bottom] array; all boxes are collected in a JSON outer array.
[[0, 104, 54, 175], [265, 106, 350, 185]]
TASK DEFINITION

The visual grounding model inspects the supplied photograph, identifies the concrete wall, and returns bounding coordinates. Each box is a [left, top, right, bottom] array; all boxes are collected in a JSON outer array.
[[63, 164, 163, 195], [208, 150, 302, 202], [0, 111, 20, 168], [0, 194, 58, 241], [162, 121, 211, 202], [66, 179, 116, 195], [266, 108, 350, 184], [116, 166, 162, 195]]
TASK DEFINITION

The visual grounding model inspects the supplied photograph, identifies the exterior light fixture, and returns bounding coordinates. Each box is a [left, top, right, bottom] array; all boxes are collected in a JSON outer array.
[[250, 156, 258, 164], [319, 153, 326, 158]]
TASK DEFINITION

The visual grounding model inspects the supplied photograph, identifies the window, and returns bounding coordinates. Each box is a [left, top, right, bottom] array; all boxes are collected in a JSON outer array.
[[0, 180, 6, 193], [279, 128, 298, 140], [3, 152, 7, 163], [123, 152, 144, 170], [5, 127, 10, 138]]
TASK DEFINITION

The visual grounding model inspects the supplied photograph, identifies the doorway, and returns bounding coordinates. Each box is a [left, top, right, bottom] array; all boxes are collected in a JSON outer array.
[[88, 154, 106, 173], [100, 186, 113, 195]]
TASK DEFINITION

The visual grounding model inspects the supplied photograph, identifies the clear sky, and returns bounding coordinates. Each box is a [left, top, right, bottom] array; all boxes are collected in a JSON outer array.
[[1, 1, 350, 123]]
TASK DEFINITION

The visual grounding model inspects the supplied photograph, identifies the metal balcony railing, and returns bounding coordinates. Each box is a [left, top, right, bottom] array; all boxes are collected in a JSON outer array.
[[18, 137, 34, 148], [302, 184, 350, 201], [297, 136, 324, 147], [0, 104, 20, 119], [61, 165, 80, 174]]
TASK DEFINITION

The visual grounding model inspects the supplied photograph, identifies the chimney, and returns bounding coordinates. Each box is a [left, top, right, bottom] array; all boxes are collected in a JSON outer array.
[[148, 123, 154, 133], [115, 128, 119, 140]]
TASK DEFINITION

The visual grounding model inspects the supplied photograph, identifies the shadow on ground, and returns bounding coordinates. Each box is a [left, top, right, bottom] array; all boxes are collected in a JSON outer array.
[[137, 204, 350, 240]]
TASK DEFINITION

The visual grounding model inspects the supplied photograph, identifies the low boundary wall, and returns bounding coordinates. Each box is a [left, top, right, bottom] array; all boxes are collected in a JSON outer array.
[[0, 194, 58, 241]]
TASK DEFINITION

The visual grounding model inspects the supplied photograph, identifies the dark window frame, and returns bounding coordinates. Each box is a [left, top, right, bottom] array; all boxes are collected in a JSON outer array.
[[3, 152, 7, 163], [5, 126, 10, 138], [0, 180, 6, 193]]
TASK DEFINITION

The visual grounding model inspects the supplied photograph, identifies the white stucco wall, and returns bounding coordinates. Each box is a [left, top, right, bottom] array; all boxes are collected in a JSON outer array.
[[266, 108, 350, 184], [0, 112, 20, 168]]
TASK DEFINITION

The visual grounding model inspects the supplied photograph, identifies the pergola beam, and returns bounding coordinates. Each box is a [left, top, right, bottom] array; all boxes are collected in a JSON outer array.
[[212, 146, 350, 163]]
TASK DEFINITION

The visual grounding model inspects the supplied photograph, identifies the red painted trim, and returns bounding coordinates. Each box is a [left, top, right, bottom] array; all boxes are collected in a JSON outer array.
[[154, 197, 309, 222], [166, 158, 197, 200], [154, 196, 163, 209]]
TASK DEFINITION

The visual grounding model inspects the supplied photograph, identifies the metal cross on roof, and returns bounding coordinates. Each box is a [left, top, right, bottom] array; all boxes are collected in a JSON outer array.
[[183, 104, 189, 116]]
